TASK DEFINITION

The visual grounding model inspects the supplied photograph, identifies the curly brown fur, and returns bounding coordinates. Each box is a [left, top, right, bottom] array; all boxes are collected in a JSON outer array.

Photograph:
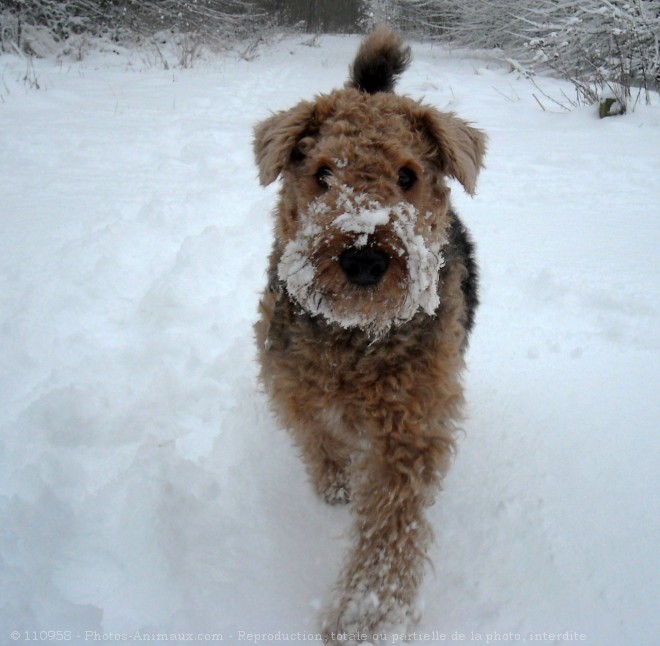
[[348, 24, 412, 94], [253, 27, 486, 642]]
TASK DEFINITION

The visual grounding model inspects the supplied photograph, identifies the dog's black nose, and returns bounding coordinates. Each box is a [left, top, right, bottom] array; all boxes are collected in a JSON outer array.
[[340, 248, 389, 286]]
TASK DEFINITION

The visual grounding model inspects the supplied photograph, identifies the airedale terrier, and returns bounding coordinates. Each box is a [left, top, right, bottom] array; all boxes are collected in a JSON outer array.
[[253, 26, 486, 642]]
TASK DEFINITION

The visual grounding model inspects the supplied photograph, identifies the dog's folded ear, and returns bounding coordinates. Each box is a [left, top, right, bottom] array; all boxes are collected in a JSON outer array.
[[253, 101, 319, 186], [414, 107, 487, 196]]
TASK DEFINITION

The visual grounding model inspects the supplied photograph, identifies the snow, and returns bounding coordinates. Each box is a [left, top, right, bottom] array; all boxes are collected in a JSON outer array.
[[1, 34, 659, 645]]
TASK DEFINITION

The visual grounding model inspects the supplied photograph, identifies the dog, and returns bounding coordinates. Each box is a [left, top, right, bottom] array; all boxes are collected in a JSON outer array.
[[253, 26, 486, 642]]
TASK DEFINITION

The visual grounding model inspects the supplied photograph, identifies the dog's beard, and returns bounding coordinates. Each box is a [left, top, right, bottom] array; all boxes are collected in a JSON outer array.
[[278, 189, 446, 337]]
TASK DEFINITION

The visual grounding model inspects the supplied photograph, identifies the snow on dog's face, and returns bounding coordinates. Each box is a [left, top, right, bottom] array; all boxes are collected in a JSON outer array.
[[254, 89, 485, 336], [277, 182, 445, 337]]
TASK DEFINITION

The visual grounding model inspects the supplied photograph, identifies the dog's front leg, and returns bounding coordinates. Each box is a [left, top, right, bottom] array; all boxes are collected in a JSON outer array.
[[322, 431, 448, 643]]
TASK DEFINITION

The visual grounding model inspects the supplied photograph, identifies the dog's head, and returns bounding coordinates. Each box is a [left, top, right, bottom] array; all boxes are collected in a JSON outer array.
[[254, 27, 486, 337]]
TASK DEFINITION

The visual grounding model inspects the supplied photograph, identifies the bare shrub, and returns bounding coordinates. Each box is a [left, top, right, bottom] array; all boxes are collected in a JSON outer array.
[[1, 0, 269, 63], [384, 0, 659, 112]]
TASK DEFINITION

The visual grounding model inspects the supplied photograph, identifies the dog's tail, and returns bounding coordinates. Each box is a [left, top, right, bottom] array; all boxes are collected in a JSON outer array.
[[348, 25, 411, 94]]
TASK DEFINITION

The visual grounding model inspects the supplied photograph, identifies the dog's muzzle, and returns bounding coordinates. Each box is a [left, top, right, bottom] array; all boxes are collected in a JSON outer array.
[[277, 190, 446, 336], [339, 248, 389, 286]]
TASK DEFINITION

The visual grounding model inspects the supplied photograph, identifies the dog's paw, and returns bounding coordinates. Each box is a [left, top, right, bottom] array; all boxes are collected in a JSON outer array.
[[316, 464, 351, 505], [322, 483, 351, 505], [321, 586, 416, 645]]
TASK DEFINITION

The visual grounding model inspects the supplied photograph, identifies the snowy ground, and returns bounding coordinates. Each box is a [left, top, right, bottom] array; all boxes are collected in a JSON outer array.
[[1, 33, 659, 646]]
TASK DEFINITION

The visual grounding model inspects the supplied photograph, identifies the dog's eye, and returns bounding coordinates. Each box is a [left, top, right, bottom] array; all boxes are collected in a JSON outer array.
[[314, 166, 332, 189], [397, 167, 417, 191]]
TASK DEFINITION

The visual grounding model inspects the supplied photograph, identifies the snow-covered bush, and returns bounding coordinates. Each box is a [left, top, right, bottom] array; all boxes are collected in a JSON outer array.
[[380, 0, 486, 41], [524, 0, 660, 110], [259, 0, 368, 33], [118, 0, 268, 40], [382, 0, 659, 112], [1, 0, 84, 56], [1, 0, 269, 58]]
